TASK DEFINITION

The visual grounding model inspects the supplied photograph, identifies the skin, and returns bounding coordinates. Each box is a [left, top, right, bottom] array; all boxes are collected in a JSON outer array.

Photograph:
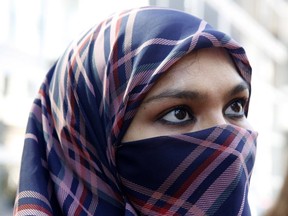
[[122, 47, 252, 142]]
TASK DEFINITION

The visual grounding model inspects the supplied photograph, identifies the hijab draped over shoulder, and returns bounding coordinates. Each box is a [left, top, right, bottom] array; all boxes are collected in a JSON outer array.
[[14, 6, 254, 215]]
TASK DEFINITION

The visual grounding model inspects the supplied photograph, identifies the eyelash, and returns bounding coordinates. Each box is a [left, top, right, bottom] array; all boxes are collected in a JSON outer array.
[[156, 97, 249, 126], [224, 97, 248, 119], [156, 105, 195, 126]]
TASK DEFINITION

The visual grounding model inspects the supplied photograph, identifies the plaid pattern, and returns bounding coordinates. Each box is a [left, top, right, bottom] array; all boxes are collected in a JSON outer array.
[[14, 7, 254, 215], [117, 125, 257, 215]]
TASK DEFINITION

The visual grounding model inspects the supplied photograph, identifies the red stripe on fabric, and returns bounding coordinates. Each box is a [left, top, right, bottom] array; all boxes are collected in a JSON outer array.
[[176, 132, 236, 196], [75, 187, 88, 215], [112, 17, 122, 91], [68, 67, 76, 130], [16, 204, 52, 215], [129, 194, 181, 216], [38, 89, 52, 116], [38, 88, 45, 97], [110, 18, 123, 142], [67, 57, 83, 160], [78, 33, 92, 54], [157, 131, 236, 214]]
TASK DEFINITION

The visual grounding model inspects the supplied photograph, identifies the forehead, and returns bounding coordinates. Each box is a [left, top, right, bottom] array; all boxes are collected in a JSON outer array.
[[146, 48, 245, 96]]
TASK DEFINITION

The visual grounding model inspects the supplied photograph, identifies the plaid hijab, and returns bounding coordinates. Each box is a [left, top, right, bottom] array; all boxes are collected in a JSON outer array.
[[14, 7, 256, 215]]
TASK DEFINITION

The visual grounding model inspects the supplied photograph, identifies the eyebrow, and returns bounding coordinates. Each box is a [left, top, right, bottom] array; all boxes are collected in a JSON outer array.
[[229, 81, 250, 97], [142, 81, 250, 104]]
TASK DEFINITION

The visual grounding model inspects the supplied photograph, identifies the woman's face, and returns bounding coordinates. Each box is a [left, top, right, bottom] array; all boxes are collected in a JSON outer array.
[[122, 48, 252, 142]]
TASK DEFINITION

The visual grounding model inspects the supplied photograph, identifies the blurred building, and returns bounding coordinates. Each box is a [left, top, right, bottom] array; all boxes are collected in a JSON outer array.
[[0, 0, 287, 215]]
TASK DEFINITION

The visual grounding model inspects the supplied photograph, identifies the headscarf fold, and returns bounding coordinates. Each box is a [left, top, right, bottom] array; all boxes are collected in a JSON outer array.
[[14, 6, 254, 215]]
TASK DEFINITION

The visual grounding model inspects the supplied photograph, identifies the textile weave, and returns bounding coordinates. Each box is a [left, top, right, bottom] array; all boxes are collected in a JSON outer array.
[[14, 7, 253, 215]]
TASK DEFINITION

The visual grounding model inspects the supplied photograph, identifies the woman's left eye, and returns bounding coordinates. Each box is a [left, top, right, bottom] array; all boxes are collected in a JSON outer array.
[[224, 99, 247, 118]]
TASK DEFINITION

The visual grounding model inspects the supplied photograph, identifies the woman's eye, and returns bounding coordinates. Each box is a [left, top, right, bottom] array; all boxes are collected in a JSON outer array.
[[224, 99, 246, 118], [158, 106, 194, 125]]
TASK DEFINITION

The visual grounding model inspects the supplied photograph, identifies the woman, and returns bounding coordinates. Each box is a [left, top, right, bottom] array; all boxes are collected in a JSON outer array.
[[14, 6, 257, 215]]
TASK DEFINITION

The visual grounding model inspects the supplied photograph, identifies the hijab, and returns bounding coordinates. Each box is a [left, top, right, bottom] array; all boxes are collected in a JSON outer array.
[[14, 6, 256, 215]]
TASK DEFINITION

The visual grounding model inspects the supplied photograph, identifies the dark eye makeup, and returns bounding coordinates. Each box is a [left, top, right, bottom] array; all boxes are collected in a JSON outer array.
[[224, 97, 248, 119], [156, 105, 195, 126], [155, 96, 249, 127]]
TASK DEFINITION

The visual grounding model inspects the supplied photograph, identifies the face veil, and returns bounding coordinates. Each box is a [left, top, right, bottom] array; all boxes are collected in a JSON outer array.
[[14, 6, 255, 216], [117, 125, 257, 215]]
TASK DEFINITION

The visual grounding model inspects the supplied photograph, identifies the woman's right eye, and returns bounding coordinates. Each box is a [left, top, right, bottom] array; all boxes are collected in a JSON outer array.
[[158, 106, 195, 125]]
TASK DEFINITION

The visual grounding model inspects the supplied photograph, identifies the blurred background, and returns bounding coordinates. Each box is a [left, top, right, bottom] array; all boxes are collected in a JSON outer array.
[[0, 0, 288, 215]]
